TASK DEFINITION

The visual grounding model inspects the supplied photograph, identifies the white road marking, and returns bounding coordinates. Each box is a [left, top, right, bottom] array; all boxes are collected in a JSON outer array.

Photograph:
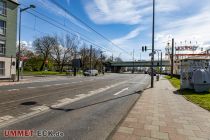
[[51, 81, 126, 108], [8, 89, 19, 92], [27, 87, 35, 89], [42, 85, 51, 87], [72, 82, 78, 84], [0, 80, 127, 128], [0, 115, 14, 121], [114, 88, 129, 96], [63, 83, 69, 85], [54, 84, 62, 86], [30, 105, 49, 111]]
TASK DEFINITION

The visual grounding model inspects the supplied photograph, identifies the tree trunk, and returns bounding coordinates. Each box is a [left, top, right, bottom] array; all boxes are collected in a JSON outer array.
[[40, 62, 45, 71]]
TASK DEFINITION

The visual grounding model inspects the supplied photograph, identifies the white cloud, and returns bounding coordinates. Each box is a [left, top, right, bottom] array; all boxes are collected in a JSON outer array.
[[156, 6, 210, 51], [84, 0, 152, 25], [17, 41, 33, 50], [83, 0, 194, 25], [112, 27, 144, 45]]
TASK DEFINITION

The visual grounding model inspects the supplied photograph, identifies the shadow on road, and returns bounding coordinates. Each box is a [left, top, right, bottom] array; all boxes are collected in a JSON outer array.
[[20, 101, 37, 106], [49, 92, 141, 112]]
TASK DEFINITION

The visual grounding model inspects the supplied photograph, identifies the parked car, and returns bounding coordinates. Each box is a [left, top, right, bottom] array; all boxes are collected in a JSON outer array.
[[84, 70, 98, 76]]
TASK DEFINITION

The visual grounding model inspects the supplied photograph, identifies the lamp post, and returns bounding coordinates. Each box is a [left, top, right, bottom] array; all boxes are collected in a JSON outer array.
[[154, 49, 162, 75], [151, 0, 155, 88], [132, 49, 135, 74], [17, 5, 36, 82], [100, 51, 105, 74]]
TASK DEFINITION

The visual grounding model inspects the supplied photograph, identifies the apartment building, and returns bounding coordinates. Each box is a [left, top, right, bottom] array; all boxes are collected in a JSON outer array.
[[0, 0, 18, 79]]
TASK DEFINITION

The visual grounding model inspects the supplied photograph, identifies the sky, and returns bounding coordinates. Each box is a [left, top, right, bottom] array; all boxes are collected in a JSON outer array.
[[19, 0, 210, 61]]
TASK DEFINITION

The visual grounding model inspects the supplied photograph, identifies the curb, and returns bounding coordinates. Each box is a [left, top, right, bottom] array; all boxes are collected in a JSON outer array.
[[106, 78, 151, 140], [106, 90, 143, 140]]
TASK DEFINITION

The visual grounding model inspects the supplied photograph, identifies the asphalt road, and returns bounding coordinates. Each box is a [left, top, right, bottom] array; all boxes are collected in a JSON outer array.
[[0, 74, 150, 140]]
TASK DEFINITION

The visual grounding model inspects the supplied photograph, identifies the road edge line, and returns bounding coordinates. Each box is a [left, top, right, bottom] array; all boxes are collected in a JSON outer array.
[[106, 76, 151, 140], [106, 90, 143, 140]]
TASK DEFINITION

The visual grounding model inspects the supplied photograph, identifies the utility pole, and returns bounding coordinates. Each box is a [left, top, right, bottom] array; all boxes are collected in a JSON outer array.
[[151, 0, 155, 88], [132, 49, 134, 74], [18, 5, 36, 82], [139, 53, 141, 71], [90, 45, 92, 70], [73, 50, 77, 76], [171, 38, 174, 78], [160, 51, 162, 75], [100, 51, 105, 75]]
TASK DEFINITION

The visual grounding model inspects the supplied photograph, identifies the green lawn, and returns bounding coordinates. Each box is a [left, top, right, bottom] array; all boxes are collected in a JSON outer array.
[[23, 71, 81, 76], [165, 75, 180, 89], [165, 75, 210, 111]]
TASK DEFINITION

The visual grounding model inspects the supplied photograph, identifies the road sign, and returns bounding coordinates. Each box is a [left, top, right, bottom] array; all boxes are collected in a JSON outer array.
[[19, 61, 23, 68], [72, 59, 81, 68], [149, 51, 156, 56]]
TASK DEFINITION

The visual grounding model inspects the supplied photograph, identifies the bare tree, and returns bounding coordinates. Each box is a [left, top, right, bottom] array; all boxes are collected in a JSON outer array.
[[79, 44, 106, 72], [51, 34, 79, 72], [79, 43, 90, 71], [33, 35, 57, 71]]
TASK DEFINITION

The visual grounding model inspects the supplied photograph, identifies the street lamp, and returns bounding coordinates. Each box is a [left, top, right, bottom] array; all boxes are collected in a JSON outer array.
[[17, 5, 36, 82], [151, 0, 155, 88], [100, 51, 105, 74]]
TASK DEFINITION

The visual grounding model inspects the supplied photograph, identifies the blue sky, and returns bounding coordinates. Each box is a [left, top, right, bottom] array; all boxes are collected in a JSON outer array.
[[19, 0, 210, 60]]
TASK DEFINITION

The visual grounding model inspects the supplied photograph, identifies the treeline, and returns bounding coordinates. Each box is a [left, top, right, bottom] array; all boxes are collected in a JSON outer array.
[[19, 34, 111, 72]]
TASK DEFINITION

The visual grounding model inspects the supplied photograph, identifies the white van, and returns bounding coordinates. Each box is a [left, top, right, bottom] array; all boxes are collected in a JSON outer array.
[[84, 70, 98, 76]]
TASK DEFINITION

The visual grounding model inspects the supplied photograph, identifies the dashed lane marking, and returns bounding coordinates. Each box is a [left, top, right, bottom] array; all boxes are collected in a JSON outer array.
[[42, 85, 51, 87], [51, 81, 126, 108], [0, 115, 14, 121], [114, 88, 129, 96], [63, 83, 69, 85], [8, 89, 19, 92], [27, 87, 36, 89], [54, 84, 62, 86], [0, 81, 127, 128]]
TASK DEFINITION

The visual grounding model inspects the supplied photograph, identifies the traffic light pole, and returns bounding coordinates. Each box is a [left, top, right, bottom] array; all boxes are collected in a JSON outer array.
[[160, 51, 163, 74], [90, 45, 92, 70], [151, 0, 155, 88], [171, 38, 174, 78], [132, 49, 134, 74]]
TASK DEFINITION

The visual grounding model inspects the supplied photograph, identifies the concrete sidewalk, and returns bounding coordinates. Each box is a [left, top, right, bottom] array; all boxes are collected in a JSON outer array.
[[111, 78, 210, 140], [0, 75, 73, 86]]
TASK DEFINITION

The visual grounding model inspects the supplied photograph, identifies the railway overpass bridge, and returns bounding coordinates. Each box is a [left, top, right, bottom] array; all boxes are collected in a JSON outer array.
[[105, 60, 170, 73]]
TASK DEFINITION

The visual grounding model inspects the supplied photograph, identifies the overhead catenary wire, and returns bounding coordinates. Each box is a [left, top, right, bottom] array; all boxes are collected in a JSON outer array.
[[24, 10, 112, 52], [18, 4, 113, 53], [50, 0, 132, 56]]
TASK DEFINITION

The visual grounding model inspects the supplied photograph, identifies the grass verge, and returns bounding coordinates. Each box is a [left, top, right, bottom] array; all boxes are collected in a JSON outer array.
[[23, 71, 82, 76], [165, 75, 210, 111]]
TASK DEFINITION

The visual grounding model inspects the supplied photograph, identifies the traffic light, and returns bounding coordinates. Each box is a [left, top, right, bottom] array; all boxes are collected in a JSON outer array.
[[142, 46, 147, 52]]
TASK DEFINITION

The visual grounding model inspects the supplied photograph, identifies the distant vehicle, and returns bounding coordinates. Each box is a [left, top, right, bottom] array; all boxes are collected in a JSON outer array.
[[65, 70, 73, 72], [84, 70, 98, 76]]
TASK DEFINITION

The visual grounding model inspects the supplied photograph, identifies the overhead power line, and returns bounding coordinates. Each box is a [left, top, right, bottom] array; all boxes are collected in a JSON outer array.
[[19, 4, 112, 52], [24, 10, 112, 52], [50, 0, 131, 56]]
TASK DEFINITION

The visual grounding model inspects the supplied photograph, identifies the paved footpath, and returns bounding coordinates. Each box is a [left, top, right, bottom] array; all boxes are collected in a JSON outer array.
[[111, 78, 210, 140], [0, 75, 75, 86]]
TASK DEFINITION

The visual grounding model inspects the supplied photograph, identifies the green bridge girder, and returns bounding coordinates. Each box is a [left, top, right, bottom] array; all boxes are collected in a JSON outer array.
[[109, 60, 170, 67]]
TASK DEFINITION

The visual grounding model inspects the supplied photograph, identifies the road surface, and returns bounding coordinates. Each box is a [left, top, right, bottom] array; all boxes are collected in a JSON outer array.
[[0, 74, 150, 140]]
